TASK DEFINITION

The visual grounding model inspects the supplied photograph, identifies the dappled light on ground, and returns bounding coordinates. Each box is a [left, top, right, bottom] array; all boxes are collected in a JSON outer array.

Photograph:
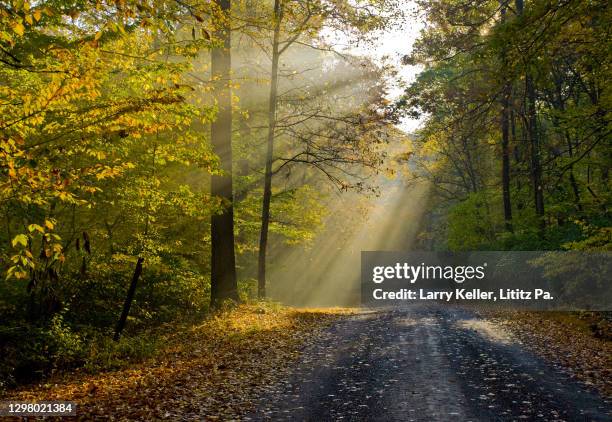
[[456, 318, 515, 345]]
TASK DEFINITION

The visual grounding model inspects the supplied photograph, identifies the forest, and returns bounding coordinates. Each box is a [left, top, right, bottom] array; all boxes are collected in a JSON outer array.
[[0, 0, 610, 414], [403, 0, 610, 253]]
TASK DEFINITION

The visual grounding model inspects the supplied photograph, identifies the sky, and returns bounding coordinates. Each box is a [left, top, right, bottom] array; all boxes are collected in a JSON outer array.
[[324, 2, 425, 133]]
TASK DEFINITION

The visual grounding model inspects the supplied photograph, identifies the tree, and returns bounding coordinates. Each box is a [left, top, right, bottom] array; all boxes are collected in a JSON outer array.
[[400, 0, 610, 250], [210, 0, 240, 305], [1, 1, 215, 298], [257, 0, 282, 299], [515, 0, 545, 233], [255, 0, 400, 298], [499, 0, 513, 232]]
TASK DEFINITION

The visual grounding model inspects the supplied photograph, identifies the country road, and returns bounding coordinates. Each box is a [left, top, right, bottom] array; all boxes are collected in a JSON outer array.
[[248, 305, 612, 421]]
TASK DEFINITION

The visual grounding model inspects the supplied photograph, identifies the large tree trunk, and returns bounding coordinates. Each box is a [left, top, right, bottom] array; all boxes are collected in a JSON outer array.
[[500, 0, 513, 232], [210, 0, 239, 306], [257, 0, 283, 299]]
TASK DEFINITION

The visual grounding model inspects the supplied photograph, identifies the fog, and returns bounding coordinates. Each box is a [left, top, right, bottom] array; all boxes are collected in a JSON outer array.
[[268, 145, 432, 307]]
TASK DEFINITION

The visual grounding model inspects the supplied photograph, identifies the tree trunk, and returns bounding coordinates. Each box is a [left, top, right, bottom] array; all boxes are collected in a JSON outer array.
[[526, 75, 545, 231], [257, 0, 283, 299], [114, 257, 144, 341], [210, 0, 239, 306], [501, 98, 513, 231], [563, 130, 583, 212], [516, 0, 545, 233], [500, 0, 513, 232]]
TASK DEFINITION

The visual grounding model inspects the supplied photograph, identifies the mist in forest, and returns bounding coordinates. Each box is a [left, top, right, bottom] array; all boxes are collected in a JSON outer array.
[[222, 35, 430, 305], [209, 32, 415, 307], [211, 38, 432, 307], [267, 146, 432, 307]]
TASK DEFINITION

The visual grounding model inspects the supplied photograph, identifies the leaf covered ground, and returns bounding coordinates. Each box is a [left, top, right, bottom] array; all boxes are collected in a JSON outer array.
[[2, 304, 352, 420], [484, 311, 612, 398]]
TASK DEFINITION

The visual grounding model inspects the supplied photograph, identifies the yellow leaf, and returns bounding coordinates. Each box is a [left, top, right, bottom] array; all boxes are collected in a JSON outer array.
[[44, 219, 55, 230], [12, 234, 28, 248], [94, 31, 102, 41], [33, 10, 42, 21], [25, 15, 33, 25], [12, 22, 25, 36], [28, 224, 44, 233]]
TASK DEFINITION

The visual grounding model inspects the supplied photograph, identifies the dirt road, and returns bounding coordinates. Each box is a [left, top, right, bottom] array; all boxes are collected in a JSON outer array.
[[249, 305, 611, 421]]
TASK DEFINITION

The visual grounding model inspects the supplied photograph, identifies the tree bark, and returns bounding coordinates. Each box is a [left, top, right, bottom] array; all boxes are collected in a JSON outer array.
[[516, 0, 545, 233], [257, 0, 283, 299], [563, 128, 582, 212], [114, 257, 144, 341], [500, 0, 513, 232], [526, 74, 545, 231], [210, 0, 239, 306], [501, 97, 513, 231]]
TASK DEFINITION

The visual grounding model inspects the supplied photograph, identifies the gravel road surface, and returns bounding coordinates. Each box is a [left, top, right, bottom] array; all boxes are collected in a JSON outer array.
[[249, 305, 612, 421]]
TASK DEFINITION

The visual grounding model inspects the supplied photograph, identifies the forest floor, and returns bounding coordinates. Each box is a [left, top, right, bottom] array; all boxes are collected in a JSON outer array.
[[2, 304, 352, 420], [485, 309, 612, 398], [3, 304, 611, 421]]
